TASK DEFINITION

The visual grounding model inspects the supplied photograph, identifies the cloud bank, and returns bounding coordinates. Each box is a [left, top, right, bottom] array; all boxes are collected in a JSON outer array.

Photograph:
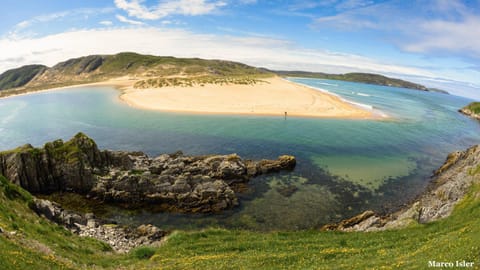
[[0, 27, 433, 78]]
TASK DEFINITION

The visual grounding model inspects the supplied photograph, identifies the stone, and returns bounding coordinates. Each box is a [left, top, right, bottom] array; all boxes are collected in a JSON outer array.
[[0, 133, 297, 213], [323, 144, 480, 232]]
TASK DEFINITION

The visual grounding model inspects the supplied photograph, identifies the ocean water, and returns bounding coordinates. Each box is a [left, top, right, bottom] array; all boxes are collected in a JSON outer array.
[[1, 78, 479, 230]]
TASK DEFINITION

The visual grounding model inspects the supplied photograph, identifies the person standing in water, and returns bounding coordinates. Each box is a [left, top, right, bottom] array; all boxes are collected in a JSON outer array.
[[284, 111, 287, 120]]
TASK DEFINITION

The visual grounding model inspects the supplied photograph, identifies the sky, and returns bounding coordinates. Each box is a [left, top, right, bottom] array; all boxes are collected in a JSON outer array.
[[0, 0, 479, 99]]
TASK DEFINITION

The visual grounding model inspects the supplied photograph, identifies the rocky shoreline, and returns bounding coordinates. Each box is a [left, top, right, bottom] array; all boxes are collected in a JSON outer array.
[[323, 144, 480, 232], [3, 132, 479, 251], [0, 133, 296, 252], [459, 107, 480, 121], [0, 133, 296, 213], [32, 198, 167, 253]]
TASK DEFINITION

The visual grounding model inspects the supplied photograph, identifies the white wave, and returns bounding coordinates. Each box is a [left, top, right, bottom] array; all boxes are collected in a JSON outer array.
[[288, 79, 375, 111], [347, 100, 373, 110], [356, 92, 371, 97], [318, 82, 338, 87]]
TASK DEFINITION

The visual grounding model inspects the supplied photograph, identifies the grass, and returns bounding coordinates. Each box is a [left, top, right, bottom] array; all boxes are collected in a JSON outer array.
[[465, 102, 480, 114], [0, 132, 95, 165], [0, 65, 46, 91], [133, 75, 269, 89], [0, 52, 274, 97], [0, 172, 479, 269]]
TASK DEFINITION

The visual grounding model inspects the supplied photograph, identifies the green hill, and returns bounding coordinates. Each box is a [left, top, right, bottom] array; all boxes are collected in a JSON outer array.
[[275, 70, 449, 93], [0, 53, 448, 97], [0, 52, 272, 96], [463, 102, 480, 114], [459, 102, 480, 120], [0, 65, 46, 90]]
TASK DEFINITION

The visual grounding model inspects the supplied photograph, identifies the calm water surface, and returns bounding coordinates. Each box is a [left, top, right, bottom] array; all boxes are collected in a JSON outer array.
[[1, 78, 479, 230]]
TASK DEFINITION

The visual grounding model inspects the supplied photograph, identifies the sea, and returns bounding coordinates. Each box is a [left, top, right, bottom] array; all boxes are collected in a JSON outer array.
[[1, 77, 479, 230]]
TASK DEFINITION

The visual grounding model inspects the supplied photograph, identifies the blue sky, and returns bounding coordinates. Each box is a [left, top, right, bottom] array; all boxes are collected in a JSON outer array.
[[1, 0, 479, 99]]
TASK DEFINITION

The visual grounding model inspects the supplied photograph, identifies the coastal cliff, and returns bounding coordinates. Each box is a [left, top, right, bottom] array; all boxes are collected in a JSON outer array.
[[0, 133, 295, 213], [323, 144, 480, 232], [459, 102, 480, 121]]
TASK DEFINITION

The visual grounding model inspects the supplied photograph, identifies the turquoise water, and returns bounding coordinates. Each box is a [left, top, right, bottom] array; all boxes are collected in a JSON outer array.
[[0, 78, 479, 230]]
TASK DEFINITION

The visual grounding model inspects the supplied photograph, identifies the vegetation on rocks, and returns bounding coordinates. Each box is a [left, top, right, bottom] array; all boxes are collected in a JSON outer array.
[[0, 171, 479, 269], [460, 102, 480, 120], [0, 138, 479, 268], [0, 133, 296, 213]]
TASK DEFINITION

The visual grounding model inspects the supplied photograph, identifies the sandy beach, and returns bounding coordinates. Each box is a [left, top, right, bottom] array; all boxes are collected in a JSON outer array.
[[119, 76, 376, 119]]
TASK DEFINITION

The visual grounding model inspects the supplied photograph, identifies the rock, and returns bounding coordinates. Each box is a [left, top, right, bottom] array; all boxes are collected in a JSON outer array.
[[31, 199, 63, 222], [459, 104, 480, 121], [32, 198, 167, 253], [321, 210, 376, 231], [276, 185, 298, 197], [0, 133, 297, 213], [324, 145, 480, 232], [247, 155, 296, 176]]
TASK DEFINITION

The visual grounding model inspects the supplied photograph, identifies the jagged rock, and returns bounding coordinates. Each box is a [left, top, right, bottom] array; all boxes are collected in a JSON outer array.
[[459, 106, 480, 121], [247, 155, 296, 176], [321, 210, 377, 231], [31, 198, 166, 253], [324, 145, 480, 232], [0, 133, 296, 213]]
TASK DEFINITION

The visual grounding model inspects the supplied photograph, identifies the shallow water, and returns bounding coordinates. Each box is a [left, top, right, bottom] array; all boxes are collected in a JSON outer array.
[[1, 78, 479, 230]]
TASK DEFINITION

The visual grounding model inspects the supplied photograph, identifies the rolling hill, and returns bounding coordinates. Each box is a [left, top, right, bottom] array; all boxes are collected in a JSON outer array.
[[0, 52, 448, 96]]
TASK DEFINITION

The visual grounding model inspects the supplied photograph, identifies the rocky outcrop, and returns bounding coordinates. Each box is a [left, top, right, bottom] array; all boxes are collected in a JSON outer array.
[[459, 103, 480, 121], [32, 198, 166, 253], [0, 133, 296, 213], [323, 145, 480, 232]]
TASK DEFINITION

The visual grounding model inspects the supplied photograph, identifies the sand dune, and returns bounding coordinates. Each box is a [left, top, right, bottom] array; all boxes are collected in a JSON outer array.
[[118, 76, 376, 119]]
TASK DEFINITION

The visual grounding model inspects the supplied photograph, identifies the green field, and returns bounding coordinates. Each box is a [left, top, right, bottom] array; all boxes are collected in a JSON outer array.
[[0, 173, 479, 269]]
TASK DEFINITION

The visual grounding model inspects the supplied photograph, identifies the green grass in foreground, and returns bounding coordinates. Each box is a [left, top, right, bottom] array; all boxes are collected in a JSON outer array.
[[0, 174, 479, 269]]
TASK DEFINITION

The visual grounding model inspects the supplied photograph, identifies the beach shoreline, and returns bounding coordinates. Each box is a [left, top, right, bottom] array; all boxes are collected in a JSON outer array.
[[1, 76, 382, 119], [119, 76, 380, 119]]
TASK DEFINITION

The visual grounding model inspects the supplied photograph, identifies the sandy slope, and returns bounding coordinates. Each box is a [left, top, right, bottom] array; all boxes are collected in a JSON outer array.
[[119, 77, 376, 119]]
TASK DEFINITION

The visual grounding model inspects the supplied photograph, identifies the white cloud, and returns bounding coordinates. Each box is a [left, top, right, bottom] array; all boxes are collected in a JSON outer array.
[[116, 15, 145, 25], [402, 16, 480, 58], [7, 8, 116, 39], [0, 27, 434, 76], [100, 20, 114, 26], [114, 0, 226, 20], [1, 27, 478, 98], [312, 0, 480, 59]]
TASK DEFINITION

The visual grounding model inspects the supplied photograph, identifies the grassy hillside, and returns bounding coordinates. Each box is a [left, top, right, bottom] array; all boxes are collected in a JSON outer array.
[[0, 172, 479, 269], [0, 52, 446, 97], [0, 53, 272, 95], [463, 102, 480, 114], [0, 65, 46, 90], [275, 70, 442, 92]]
